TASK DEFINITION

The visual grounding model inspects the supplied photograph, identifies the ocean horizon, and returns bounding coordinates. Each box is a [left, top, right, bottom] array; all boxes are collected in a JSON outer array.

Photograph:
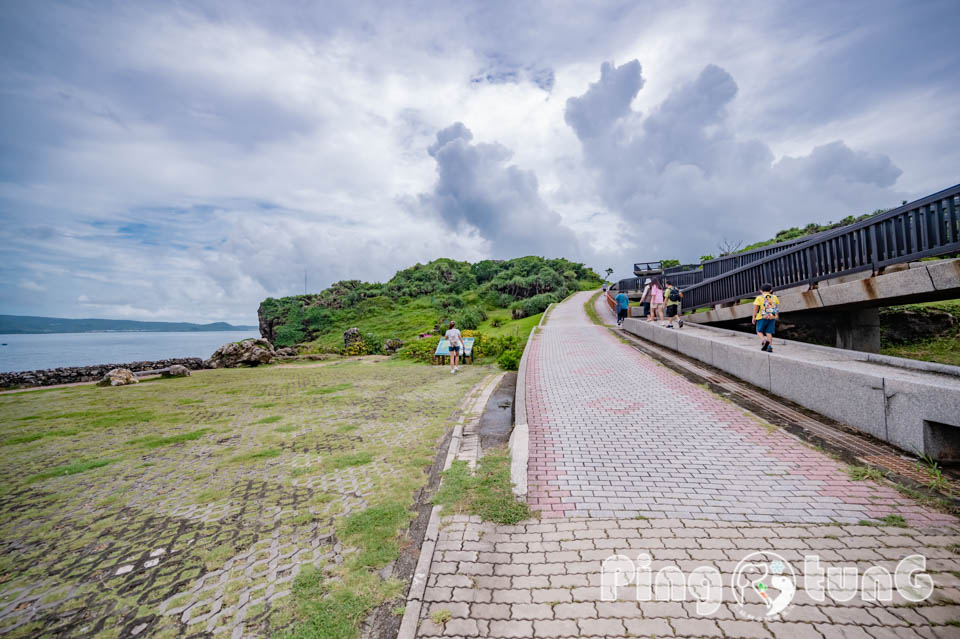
[[0, 330, 261, 373]]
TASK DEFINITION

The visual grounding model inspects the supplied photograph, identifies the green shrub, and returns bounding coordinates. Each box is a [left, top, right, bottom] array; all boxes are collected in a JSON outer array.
[[395, 337, 441, 363], [453, 306, 486, 330], [485, 335, 520, 357], [497, 349, 521, 371]]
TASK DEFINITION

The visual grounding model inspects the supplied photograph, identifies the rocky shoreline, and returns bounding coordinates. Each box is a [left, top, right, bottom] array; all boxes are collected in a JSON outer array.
[[0, 358, 206, 389]]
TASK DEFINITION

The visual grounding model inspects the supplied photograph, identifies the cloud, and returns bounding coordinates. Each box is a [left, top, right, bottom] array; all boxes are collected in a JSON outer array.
[[563, 60, 908, 265], [415, 122, 582, 260], [0, 0, 957, 319]]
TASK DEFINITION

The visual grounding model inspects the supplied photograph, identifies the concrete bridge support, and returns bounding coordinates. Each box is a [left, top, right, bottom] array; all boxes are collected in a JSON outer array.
[[834, 308, 881, 353]]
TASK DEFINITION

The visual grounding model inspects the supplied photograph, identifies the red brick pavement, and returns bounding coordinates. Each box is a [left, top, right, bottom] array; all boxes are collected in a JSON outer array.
[[525, 292, 957, 527]]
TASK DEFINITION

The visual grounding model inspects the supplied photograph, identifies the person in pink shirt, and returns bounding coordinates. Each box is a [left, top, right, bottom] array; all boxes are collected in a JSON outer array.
[[648, 279, 665, 322]]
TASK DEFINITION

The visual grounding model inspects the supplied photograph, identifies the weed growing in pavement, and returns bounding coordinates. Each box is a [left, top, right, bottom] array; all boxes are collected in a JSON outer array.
[[848, 465, 885, 482], [916, 454, 952, 495], [328, 452, 373, 470], [126, 428, 210, 448], [391, 605, 405, 616], [858, 514, 908, 527], [893, 482, 957, 514], [434, 448, 533, 524], [26, 457, 118, 483], [431, 609, 452, 625], [946, 544, 960, 555]]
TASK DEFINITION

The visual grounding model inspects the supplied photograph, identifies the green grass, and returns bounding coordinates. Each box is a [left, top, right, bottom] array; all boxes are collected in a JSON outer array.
[[126, 428, 210, 448], [0, 359, 491, 639], [881, 335, 960, 367], [847, 465, 885, 482], [305, 383, 354, 395], [26, 458, 118, 484], [434, 448, 533, 524], [255, 415, 283, 424], [328, 452, 373, 470], [584, 290, 604, 326], [475, 310, 543, 340], [229, 448, 282, 463], [858, 514, 908, 527]]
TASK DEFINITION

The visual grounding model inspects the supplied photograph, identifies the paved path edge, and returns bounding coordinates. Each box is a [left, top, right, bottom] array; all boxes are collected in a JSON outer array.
[[396, 373, 501, 639], [509, 325, 537, 498]]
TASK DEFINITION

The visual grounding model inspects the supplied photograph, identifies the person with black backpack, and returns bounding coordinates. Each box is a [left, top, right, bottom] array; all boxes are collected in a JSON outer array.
[[664, 281, 684, 328]]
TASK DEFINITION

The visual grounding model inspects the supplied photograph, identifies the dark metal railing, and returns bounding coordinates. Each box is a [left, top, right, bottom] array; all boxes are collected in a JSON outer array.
[[682, 184, 960, 311], [665, 269, 704, 288], [664, 264, 700, 274], [700, 234, 828, 278]]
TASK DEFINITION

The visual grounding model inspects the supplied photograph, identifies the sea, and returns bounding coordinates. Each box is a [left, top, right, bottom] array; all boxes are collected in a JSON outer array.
[[0, 331, 261, 373]]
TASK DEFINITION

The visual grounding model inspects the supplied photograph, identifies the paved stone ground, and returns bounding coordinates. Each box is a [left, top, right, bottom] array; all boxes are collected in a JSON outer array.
[[410, 292, 960, 638]]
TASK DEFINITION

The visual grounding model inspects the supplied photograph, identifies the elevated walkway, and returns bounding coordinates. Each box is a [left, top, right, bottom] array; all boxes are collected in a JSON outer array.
[[621, 315, 960, 462], [685, 257, 960, 351]]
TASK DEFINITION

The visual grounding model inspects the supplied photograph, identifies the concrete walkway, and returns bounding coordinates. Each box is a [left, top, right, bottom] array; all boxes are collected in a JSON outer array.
[[409, 291, 960, 639]]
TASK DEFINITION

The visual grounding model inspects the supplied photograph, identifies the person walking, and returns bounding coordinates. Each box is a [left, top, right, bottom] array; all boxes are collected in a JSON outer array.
[[615, 290, 630, 326], [648, 279, 665, 323], [639, 278, 652, 319], [752, 283, 780, 352], [444, 321, 463, 372], [664, 280, 684, 328]]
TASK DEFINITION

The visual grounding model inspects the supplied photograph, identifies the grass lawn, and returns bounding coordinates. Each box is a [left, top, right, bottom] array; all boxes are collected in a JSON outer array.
[[475, 309, 543, 341], [0, 359, 489, 638], [881, 335, 960, 367]]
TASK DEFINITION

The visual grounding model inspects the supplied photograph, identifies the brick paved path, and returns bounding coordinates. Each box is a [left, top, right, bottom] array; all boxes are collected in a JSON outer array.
[[408, 292, 960, 639], [526, 292, 956, 527]]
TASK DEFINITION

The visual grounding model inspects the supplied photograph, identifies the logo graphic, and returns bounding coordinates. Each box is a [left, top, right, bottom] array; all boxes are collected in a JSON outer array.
[[732, 551, 796, 619]]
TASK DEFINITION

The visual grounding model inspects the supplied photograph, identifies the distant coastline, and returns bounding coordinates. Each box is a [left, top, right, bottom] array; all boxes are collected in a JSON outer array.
[[0, 314, 257, 335]]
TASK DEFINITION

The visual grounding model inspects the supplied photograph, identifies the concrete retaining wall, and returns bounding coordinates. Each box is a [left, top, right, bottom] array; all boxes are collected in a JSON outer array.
[[621, 318, 960, 461]]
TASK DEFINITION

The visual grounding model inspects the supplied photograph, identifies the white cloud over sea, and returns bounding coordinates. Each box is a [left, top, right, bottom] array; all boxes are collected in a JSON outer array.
[[1, 0, 958, 324]]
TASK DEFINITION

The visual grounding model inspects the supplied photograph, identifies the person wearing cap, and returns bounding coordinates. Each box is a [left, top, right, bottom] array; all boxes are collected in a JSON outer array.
[[639, 278, 652, 319]]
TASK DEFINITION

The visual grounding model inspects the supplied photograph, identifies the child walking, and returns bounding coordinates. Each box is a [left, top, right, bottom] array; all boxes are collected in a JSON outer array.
[[752, 283, 780, 352]]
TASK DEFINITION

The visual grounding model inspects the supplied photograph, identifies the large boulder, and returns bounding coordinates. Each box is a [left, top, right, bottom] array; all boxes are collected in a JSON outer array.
[[343, 327, 362, 351], [383, 338, 404, 355], [276, 347, 298, 357], [98, 368, 138, 387], [161, 364, 191, 378], [205, 339, 276, 368]]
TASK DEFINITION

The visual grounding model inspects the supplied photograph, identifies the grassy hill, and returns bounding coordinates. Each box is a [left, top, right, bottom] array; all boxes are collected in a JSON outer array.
[[258, 257, 601, 356]]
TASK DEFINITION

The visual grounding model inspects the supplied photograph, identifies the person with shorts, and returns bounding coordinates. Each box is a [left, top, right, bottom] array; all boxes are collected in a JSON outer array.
[[615, 290, 630, 326], [648, 279, 665, 322], [664, 281, 684, 328], [753, 282, 780, 352], [444, 321, 463, 372]]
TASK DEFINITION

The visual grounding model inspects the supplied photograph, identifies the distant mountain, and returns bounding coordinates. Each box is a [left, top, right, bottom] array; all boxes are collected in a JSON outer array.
[[0, 315, 258, 335]]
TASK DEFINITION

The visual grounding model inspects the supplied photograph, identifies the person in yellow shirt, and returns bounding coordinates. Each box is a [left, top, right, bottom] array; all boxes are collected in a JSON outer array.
[[752, 282, 780, 353]]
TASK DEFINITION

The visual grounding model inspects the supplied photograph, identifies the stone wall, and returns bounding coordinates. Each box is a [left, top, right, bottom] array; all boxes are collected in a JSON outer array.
[[0, 358, 206, 389]]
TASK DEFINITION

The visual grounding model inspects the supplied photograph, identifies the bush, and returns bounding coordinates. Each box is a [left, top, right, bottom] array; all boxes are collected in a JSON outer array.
[[509, 292, 560, 319], [395, 337, 441, 363], [485, 335, 520, 358], [497, 349, 522, 371], [453, 306, 487, 330], [461, 330, 486, 357]]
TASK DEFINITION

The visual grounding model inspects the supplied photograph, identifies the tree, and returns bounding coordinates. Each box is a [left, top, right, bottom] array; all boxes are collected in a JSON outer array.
[[717, 238, 743, 256], [699, 254, 715, 263], [604, 267, 614, 284], [661, 259, 680, 269]]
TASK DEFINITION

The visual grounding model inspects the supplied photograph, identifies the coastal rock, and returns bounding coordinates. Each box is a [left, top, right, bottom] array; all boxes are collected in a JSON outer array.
[[98, 368, 139, 387], [162, 365, 191, 378], [0, 358, 205, 389], [384, 338, 404, 354], [276, 347, 298, 357], [204, 338, 276, 368]]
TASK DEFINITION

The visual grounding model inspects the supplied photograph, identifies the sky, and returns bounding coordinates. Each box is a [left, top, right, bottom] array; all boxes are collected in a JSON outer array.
[[1, 0, 958, 325]]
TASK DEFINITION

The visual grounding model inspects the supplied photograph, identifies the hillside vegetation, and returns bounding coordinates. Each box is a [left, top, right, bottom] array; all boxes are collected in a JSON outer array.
[[258, 257, 600, 353]]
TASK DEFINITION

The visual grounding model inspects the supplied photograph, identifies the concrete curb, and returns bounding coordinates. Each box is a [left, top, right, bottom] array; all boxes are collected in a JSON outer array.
[[509, 325, 537, 498], [620, 317, 960, 458], [688, 319, 960, 378], [396, 374, 499, 639]]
